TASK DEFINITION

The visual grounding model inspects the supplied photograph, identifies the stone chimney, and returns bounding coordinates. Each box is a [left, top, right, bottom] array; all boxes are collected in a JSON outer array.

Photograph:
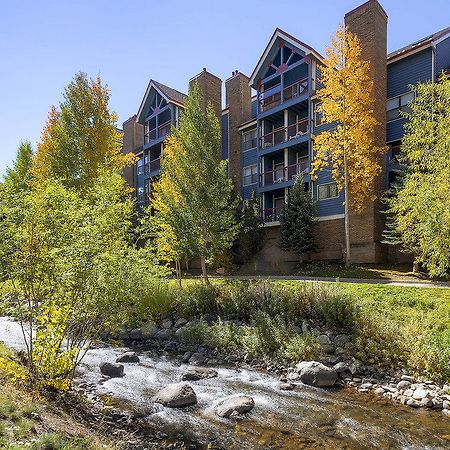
[[225, 71, 252, 191], [189, 68, 222, 122], [122, 115, 143, 188], [345, 0, 388, 263]]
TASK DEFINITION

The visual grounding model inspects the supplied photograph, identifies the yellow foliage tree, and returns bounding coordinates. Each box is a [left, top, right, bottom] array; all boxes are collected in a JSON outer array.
[[311, 25, 386, 266]]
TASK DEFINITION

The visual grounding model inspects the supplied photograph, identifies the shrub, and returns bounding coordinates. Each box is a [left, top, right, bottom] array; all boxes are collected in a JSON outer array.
[[315, 290, 358, 329], [280, 332, 321, 363], [179, 320, 211, 345], [176, 284, 218, 318]]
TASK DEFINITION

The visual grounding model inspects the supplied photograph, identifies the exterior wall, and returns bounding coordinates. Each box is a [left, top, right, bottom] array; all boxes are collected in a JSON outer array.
[[226, 72, 252, 191], [122, 115, 143, 188], [436, 36, 450, 75], [189, 68, 222, 122], [221, 112, 229, 160], [312, 218, 346, 261], [345, 0, 388, 264]]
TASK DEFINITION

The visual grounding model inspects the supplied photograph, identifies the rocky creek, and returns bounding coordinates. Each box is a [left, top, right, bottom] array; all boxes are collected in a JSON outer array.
[[1, 317, 449, 449]]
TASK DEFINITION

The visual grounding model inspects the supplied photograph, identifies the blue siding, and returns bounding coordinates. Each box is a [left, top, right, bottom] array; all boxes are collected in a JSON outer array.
[[436, 35, 450, 76], [221, 113, 229, 160], [243, 148, 257, 166], [315, 170, 344, 217], [243, 185, 257, 200], [387, 117, 407, 143], [251, 99, 258, 118], [387, 48, 432, 98]]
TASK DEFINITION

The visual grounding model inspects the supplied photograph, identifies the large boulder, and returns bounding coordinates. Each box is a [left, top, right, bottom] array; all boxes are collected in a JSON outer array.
[[181, 367, 218, 381], [152, 383, 197, 408], [216, 395, 255, 418], [189, 352, 207, 365], [130, 328, 143, 340], [100, 362, 124, 378], [116, 351, 140, 363], [296, 361, 338, 387]]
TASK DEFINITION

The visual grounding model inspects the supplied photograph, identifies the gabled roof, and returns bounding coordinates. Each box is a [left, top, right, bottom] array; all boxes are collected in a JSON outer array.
[[388, 26, 450, 64], [136, 79, 187, 123], [249, 28, 324, 87]]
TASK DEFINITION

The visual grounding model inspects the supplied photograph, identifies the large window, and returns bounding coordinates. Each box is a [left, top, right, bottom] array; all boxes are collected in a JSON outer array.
[[243, 165, 258, 186], [387, 92, 415, 122], [242, 128, 257, 151], [317, 182, 338, 200], [137, 158, 144, 175]]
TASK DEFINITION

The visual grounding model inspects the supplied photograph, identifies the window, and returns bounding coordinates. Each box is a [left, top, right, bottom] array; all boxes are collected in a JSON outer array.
[[387, 92, 415, 122], [314, 102, 324, 127], [137, 158, 144, 175], [242, 129, 257, 151], [318, 182, 338, 200], [243, 165, 258, 186], [137, 186, 145, 203]]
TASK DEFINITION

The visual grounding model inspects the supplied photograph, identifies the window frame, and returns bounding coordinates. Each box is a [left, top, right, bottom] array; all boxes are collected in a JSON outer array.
[[243, 164, 258, 186], [242, 128, 258, 152], [317, 182, 339, 201], [386, 91, 415, 123]]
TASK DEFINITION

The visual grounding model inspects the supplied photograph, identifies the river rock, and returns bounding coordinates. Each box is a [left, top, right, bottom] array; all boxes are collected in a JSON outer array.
[[161, 319, 173, 329], [118, 330, 130, 340], [296, 361, 338, 387], [279, 382, 295, 391], [317, 335, 334, 354], [401, 375, 415, 383], [100, 362, 124, 378], [189, 352, 207, 365], [412, 388, 429, 400], [152, 383, 197, 407], [333, 362, 352, 378], [216, 395, 255, 418], [141, 322, 158, 339], [116, 352, 140, 363], [374, 387, 385, 395], [397, 380, 411, 390], [442, 409, 450, 418], [175, 318, 188, 328], [406, 398, 421, 408], [155, 329, 173, 340], [130, 328, 143, 340], [181, 367, 218, 381]]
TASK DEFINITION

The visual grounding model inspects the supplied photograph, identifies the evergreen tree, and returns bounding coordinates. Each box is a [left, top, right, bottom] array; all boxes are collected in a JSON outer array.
[[151, 82, 240, 283], [384, 74, 450, 276], [280, 179, 316, 260]]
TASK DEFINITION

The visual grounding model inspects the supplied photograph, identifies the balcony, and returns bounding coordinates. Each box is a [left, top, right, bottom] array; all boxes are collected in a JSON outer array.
[[144, 157, 161, 174], [144, 120, 172, 145], [260, 159, 309, 187], [259, 78, 309, 113], [260, 119, 309, 149], [262, 206, 283, 223]]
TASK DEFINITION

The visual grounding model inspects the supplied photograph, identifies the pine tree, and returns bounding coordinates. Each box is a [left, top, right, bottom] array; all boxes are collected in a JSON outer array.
[[384, 74, 450, 276], [280, 179, 316, 260], [311, 25, 386, 266], [151, 82, 240, 283]]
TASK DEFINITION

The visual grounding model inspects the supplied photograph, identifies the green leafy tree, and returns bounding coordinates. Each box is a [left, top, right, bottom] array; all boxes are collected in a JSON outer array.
[[384, 74, 450, 277], [280, 179, 316, 260], [3, 141, 34, 194], [152, 82, 240, 283], [233, 190, 265, 265]]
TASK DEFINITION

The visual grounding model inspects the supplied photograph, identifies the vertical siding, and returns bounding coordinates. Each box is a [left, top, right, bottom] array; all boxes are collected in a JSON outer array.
[[387, 118, 407, 143], [314, 169, 344, 217], [221, 113, 229, 160]]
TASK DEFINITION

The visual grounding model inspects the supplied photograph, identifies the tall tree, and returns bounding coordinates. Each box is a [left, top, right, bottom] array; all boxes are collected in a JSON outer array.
[[384, 74, 450, 277], [280, 179, 316, 260], [151, 82, 240, 283], [311, 25, 386, 266], [33, 72, 132, 190]]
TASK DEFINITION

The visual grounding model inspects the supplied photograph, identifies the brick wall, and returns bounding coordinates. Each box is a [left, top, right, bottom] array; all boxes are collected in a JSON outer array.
[[225, 71, 252, 191], [122, 115, 143, 188], [345, 0, 388, 263], [189, 68, 222, 122], [312, 218, 346, 261]]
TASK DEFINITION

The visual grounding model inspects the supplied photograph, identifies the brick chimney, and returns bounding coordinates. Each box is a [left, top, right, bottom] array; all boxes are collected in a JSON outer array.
[[122, 115, 143, 188], [225, 71, 252, 191], [345, 0, 388, 263], [189, 68, 222, 122]]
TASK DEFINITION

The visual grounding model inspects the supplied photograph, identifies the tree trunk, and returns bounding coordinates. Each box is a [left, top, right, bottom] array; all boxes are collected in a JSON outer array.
[[343, 149, 351, 267], [200, 256, 209, 284], [412, 259, 419, 274], [176, 259, 182, 287]]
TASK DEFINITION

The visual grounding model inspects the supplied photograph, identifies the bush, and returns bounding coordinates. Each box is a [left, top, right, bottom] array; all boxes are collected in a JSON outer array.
[[281, 332, 321, 363], [176, 284, 218, 318], [315, 291, 358, 329]]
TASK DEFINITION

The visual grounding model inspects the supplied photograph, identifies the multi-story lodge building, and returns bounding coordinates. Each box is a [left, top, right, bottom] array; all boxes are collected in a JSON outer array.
[[122, 0, 450, 267]]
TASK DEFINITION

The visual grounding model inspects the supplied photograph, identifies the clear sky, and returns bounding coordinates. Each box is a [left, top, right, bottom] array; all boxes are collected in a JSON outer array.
[[1, 0, 449, 176]]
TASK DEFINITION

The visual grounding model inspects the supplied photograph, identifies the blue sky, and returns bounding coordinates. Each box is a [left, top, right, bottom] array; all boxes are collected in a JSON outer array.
[[1, 0, 449, 176]]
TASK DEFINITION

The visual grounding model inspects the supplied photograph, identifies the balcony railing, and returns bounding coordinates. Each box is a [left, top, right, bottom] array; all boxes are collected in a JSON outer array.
[[259, 159, 309, 187], [259, 78, 309, 113], [144, 157, 161, 174], [260, 119, 309, 149], [144, 120, 172, 145], [262, 207, 284, 223], [283, 78, 308, 101]]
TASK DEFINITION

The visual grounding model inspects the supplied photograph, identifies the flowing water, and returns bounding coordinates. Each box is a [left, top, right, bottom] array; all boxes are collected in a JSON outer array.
[[1, 317, 449, 449]]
